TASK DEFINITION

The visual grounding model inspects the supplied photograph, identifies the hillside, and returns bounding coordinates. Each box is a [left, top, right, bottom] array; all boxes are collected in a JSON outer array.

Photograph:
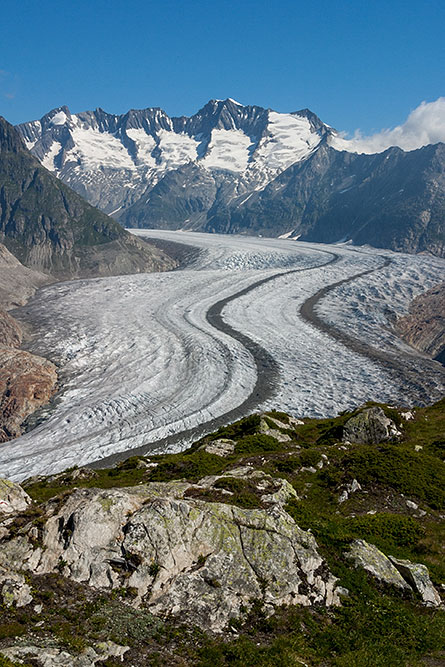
[[0, 398, 443, 666], [0, 117, 174, 279]]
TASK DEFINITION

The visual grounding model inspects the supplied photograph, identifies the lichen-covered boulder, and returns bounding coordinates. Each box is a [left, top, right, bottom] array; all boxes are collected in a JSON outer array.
[[345, 540, 411, 590], [342, 407, 400, 444], [259, 417, 292, 442], [123, 499, 339, 632], [23, 477, 338, 633], [0, 477, 31, 515], [200, 438, 236, 457], [199, 466, 298, 507], [389, 556, 442, 607]]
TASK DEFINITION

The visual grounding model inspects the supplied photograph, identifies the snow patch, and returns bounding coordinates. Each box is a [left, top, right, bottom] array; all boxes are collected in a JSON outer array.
[[249, 111, 321, 175], [50, 111, 67, 126], [42, 141, 62, 171], [68, 120, 136, 170], [202, 128, 252, 172], [157, 129, 199, 169]]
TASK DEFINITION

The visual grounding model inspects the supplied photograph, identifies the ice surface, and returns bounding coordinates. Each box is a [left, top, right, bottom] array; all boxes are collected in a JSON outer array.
[[1, 232, 443, 481]]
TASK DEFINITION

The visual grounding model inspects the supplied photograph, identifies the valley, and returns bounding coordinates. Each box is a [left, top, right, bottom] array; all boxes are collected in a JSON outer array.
[[1, 231, 444, 482]]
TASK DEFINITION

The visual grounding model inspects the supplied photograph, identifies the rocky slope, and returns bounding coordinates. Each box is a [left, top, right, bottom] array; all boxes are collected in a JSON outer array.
[[0, 346, 57, 443], [396, 282, 445, 363], [0, 399, 443, 665], [0, 244, 58, 443], [17, 101, 445, 257], [0, 244, 50, 312], [0, 117, 174, 279]]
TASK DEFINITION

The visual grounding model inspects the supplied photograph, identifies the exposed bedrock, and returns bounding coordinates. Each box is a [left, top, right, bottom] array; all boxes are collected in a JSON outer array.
[[0, 346, 57, 442], [1, 472, 340, 633], [396, 282, 445, 363]]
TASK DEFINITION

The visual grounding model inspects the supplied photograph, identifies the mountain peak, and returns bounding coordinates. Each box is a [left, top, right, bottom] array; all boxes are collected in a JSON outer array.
[[0, 116, 26, 153]]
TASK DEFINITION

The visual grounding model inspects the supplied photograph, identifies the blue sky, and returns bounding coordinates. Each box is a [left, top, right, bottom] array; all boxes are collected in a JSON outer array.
[[1, 0, 444, 135]]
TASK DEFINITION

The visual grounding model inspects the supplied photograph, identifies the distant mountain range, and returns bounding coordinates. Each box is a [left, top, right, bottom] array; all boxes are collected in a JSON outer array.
[[17, 99, 445, 256], [0, 117, 173, 279]]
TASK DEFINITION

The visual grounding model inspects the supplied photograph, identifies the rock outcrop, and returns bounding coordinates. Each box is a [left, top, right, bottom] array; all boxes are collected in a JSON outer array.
[[0, 308, 22, 348], [0, 477, 31, 515], [1, 472, 339, 633], [345, 539, 412, 591], [345, 540, 442, 607], [0, 566, 33, 608], [389, 556, 442, 607], [342, 407, 400, 444], [0, 346, 57, 442], [396, 283, 445, 364]]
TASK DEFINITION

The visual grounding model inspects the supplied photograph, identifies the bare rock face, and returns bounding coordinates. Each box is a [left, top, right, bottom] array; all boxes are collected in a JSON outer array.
[[0, 309, 22, 348], [396, 283, 445, 363], [345, 540, 412, 591], [0, 243, 57, 442], [0, 347, 57, 442], [389, 556, 442, 607], [259, 416, 292, 442], [0, 242, 52, 311], [345, 540, 442, 607], [14, 476, 339, 633], [342, 407, 400, 445], [200, 438, 236, 457], [0, 477, 31, 515]]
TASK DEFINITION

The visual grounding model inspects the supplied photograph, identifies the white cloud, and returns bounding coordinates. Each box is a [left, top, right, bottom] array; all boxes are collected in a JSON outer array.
[[331, 97, 445, 154]]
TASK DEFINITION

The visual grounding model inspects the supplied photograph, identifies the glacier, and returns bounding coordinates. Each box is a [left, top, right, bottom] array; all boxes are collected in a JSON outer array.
[[0, 231, 444, 482]]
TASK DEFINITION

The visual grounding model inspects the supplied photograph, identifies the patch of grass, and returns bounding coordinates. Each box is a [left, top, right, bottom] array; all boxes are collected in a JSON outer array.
[[266, 410, 290, 424], [0, 657, 31, 667], [184, 477, 263, 509], [210, 414, 262, 441], [0, 622, 26, 639], [149, 450, 227, 483], [234, 434, 283, 455], [196, 589, 445, 666], [25, 459, 151, 503], [342, 445, 445, 509]]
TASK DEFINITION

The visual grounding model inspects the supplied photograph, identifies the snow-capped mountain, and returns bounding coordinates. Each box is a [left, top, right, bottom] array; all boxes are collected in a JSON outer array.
[[17, 99, 333, 216], [17, 100, 445, 257]]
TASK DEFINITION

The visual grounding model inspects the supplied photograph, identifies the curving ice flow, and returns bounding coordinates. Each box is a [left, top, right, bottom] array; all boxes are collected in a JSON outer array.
[[1, 232, 444, 481]]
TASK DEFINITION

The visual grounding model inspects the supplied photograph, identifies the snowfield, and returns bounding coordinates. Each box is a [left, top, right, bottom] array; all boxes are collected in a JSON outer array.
[[1, 232, 444, 481]]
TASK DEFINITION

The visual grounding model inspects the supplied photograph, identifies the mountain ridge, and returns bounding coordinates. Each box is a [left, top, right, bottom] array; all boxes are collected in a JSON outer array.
[[17, 100, 445, 257]]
